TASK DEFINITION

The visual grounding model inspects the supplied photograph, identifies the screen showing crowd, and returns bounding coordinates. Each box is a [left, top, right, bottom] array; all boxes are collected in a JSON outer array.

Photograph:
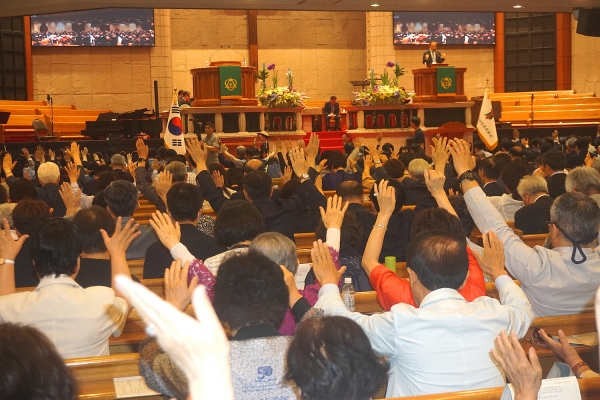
[[393, 12, 495, 45], [30, 8, 155, 47]]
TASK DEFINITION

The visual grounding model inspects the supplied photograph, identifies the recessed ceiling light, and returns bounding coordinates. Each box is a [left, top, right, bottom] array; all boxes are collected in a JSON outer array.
[[371, 3, 380, 6], [513, 5, 523, 8]]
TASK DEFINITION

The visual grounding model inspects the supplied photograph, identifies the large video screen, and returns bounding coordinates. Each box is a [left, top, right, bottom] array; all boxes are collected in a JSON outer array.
[[31, 8, 155, 47], [393, 12, 495, 45]]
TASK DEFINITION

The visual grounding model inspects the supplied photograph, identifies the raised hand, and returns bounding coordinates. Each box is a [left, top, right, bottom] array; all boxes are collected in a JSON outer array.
[[185, 138, 207, 169], [319, 194, 349, 230], [136, 138, 149, 160], [374, 179, 396, 218], [21, 148, 30, 159], [101, 217, 141, 256], [70, 142, 81, 165], [280, 265, 303, 308], [363, 154, 373, 171], [155, 171, 173, 202], [58, 182, 81, 217], [311, 240, 346, 287], [305, 133, 320, 164], [148, 211, 181, 250], [491, 331, 541, 400], [448, 139, 476, 176], [430, 136, 449, 173], [34, 146, 45, 163], [211, 170, 224, 188], [288, 148, 309, 179], [64, 161, 79, 183], [0, 218, 28, 261], [2, 153, 15, 176], [472, 231, 507, 280], [165, 259, 199, 311], [113, 277, 233, 400], [424, 168, 446, 196], [278, 165, 293, 186]]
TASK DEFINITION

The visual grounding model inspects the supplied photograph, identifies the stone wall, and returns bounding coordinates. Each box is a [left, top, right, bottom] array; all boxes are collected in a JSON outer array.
[[256, 11, 367, 102], [571, 15, 600, 95], [367, 12, 494, 98], [170, 9, 248, 99]]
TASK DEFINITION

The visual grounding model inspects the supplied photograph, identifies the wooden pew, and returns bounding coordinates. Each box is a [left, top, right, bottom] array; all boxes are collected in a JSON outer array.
[[389, 376, 600, 400], [128, 259, 144, 279], [522, 233, 548, 247], [0, 99, 48, 106], [66, 353, 162, 399]]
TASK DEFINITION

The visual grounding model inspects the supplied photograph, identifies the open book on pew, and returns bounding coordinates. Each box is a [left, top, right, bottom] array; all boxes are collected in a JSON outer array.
[[114, 376, 159, 398], [501, 376, 581, 400]]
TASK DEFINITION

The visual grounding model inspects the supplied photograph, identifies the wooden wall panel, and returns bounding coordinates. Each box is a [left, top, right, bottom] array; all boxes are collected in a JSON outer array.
[[556, 13, 572, 90], [494, 12, 505, 93]]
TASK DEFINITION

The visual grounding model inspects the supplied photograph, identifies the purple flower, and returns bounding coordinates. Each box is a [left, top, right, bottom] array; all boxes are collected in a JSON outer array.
[[386, 61, 395, 68], [267, 63, 276, 70]]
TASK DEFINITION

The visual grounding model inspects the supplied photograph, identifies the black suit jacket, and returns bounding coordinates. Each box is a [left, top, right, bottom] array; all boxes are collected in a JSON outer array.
[[483, 181, 506, 197], [347, 202, 376, 253], [15, 238, 38, 288], [514, 195, 554, 235], [422, 49, 445, 66], [323, 101, 340, 116], [143, 224, 224, 279], [546, 173, 567, 199]]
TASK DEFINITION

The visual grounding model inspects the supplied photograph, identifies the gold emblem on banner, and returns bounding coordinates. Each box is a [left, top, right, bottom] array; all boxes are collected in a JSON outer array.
[[224, 78, 238, 92], [440, 77, 453, 89]]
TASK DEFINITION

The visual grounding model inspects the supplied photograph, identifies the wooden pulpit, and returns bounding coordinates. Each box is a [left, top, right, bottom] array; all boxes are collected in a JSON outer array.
[[190, 61, 258, 107], [412, 65, 468, 103]]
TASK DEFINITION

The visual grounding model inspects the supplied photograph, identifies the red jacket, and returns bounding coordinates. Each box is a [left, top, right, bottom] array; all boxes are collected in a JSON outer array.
[[369, 247, 486, 310]]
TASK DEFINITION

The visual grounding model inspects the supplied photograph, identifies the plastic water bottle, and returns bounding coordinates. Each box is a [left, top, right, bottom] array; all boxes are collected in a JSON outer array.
[[342, 277, 355, 311]]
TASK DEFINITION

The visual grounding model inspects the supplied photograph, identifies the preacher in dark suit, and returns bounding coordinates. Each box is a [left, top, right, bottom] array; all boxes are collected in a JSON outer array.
[[422, 41, 446, 67], [514, 175, 553, 234], [323, 95, 341, 131]]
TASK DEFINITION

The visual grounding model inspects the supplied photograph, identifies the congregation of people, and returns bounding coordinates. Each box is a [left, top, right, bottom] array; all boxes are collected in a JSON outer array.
[[3, 125, 600, 399]]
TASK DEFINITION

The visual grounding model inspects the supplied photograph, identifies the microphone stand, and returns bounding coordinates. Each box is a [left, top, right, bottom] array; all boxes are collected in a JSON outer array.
[[47, 94, 55, 139], [530, 93, 534, 125]]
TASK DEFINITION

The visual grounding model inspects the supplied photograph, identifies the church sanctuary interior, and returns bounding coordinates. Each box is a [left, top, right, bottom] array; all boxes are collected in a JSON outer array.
[[4, 0, 600, 399]]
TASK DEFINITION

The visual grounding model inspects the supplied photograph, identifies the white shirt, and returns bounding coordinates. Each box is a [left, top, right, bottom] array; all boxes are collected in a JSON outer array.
[[465, 185, 600, 317], [488, 193, 523, 221], [0, 275, 128, 359], [315, 278, 533, 398]]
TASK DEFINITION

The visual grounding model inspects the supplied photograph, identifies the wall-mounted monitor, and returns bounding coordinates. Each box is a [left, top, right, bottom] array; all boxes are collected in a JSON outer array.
[[31, 8, 154, 47], [393, 12, 495, 45]]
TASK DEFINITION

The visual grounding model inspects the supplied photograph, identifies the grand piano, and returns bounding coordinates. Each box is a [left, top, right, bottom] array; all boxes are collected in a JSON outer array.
[[82, 109, 162, 140]]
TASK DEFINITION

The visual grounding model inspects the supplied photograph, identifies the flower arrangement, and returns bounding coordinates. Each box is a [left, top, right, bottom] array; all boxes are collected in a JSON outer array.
[[355, 61, 412, 106], [257, 63, 309, 108]]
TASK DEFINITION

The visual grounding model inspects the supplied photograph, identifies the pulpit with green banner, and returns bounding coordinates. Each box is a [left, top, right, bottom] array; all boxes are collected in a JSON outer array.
[[190, 61, 258, 107], [436, 66, 456, 96], [411, 65, 467, 102], [219, 66, 243, 100]]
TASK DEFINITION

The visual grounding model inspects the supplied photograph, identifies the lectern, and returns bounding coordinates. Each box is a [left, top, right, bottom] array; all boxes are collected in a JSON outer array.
[[190, 61, 258, 107], [412, 64, 467, 103]]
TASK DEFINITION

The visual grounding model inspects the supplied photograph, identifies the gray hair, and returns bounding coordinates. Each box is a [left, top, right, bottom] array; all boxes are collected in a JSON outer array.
[[551, 192, 600, 244], [565, 166, 600, 195], [37, 162, 60, 185], [0, 203, 16, 229], [110, 154, 127, 166], [165, 161, 187, 183], [407, 158, 429, 181], [566, 137, 578, 149], [517, 175, 548, 197], [249, 232, 298, 274]]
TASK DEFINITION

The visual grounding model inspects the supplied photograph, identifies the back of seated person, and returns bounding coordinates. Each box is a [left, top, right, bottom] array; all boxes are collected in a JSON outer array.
[[72, 206, 124, 288], [8, 178, 37, 203], [25, 162, 65, 217], [336, 180, 374, 252], [538, 150, 567, 199], [322, 151, 360, 191], [403, 158, 430, 205], [315, 212, 372, 291], [370, 179, 413, 262], [110, 154, 133, 183], [0, 323, 78, 399], [83, 169, 117, 197], [104, 180, 157, 260], [13, 200, 51, 288], [565, 166, 600, 206], [285, 316, 389, 400], [0, 218, 129, 358], [478, 156, 505, 197], [139, 252, 297, 400], [514, 175, 553, 235], [487, 161, 527, 221], [144, 184, 223, 279]]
